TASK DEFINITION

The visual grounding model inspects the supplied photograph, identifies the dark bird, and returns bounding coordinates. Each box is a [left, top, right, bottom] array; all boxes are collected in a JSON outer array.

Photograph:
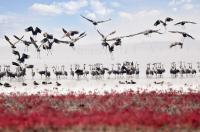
[[48, 82, 52, 84], [42, 81, 47, 85], [40, 38, 60, 54], [43, 32, 54, 39], [175, 21, 197, 27], [81, 15, 111, 26], [4, 35, 17, 49], [22, 83, 27, 86], [25, 26, 42, 36], [96, 29, 116, 47], [4, 83, 11, 87], [12, 62, 20, 67], [106, 32, 140, 45], [154, 81, 164, 85], [14, 35, 32, 51], [169, 31, 195, 41], [56, 82, 61, 86], [119, 81, 125, 84], [170, 42, 183, 49], [128, 29, 163, 37], [30, 37, 41, 57], [68, 32, 87, 47], [130, 80, 136, 84], [12, 50, 30, 63], [154, 17, 173, 29], [33, 81, 39, 86], [26, 65, 34, 69], [62, 28, 79, 39]]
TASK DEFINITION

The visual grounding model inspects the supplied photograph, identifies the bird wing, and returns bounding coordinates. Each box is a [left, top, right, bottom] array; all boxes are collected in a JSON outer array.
[[73, 33, 87, 42], [96, 29, 105, 39], [13, 35, 21, 40], [21, 53, 30, 60], [169, 31, 182, 34], [13, 35, 24, 45], [154, 30, 163, 34], [174, 22, 183, 25], [130, 31, 146, 36], [35, 27, 42, 34], [97, 18, 112, 24], [12, 50, 20, 59], [154, 20, 161, 26], [79, 32, 86, 38], [30, 37, 39, 49], [4, 35, 15, 47], [62, 28, 68, 34], [169, 44, 175, 48], [41, 38, 49, 43], [106, 30, 116, 38], [81, 15, 95, 23], [12, 62, 20, 67], [165, 17, 173, 22], [25, 26, 33, 32], [4, 35, 11, 44], [186, 33, 195, 39], [185, 21, 197, 24]]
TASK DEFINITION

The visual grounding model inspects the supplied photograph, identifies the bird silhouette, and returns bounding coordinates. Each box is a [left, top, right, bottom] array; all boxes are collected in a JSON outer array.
[[68, 32, 87, 47], [12, 50, 30, 63], [14, 35, 32, 51], [12, 62, 21, 67], [43, 32, 54, 39], [96, 29, 116, 47], [4, 35, 21, 49], [22, 83, 27, 86], [175, 21, 197, 27], [62, 28, 79, 39], [154, 17, 173, 29], [33, 81, 39, 86], [56, 82, 61, 86], [4, 82, 11, 87], [169, 31, 194, 42], [81, 15, 111, 26], [170, 42, 183, 49], [25, 26, 42, 36], [127, 29, 163, 37]]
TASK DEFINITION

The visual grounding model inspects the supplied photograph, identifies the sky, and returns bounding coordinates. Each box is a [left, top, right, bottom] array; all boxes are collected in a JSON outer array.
[[0, 0, 200, 67]]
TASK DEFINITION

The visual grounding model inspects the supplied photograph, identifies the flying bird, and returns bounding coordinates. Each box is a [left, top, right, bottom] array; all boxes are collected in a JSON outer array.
[[30, 37, 41, 52], [96, 29, 116, 47], [170, 42, 183, 49], [81, 15, 111, 26], [25, 26, 42, 36], [174, 21, 197, 28], [169, 31, 195, 42], [154, 17, 173, 29], [30, 37, 41, 58], [12, 62, 21, 67], [66, 32, 87, 48], [14, 35, 32, 51], [62, 28, 79, 39], [129, 29, 163, 37], [43, 32, 54, 39], [4, 35, 20, 49], [12, 50, 30, 63]]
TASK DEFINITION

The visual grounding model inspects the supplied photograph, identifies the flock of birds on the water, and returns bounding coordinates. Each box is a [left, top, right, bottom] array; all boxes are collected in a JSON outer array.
[[0, 15, 198, 87]]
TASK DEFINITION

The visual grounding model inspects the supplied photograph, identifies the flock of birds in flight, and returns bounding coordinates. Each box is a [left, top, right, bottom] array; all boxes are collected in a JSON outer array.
[[2, 15, 197, 68]]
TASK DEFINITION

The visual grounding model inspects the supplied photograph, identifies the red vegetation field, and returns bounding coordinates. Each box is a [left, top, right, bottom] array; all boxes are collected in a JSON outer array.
[[0, 90, 200, 131]]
